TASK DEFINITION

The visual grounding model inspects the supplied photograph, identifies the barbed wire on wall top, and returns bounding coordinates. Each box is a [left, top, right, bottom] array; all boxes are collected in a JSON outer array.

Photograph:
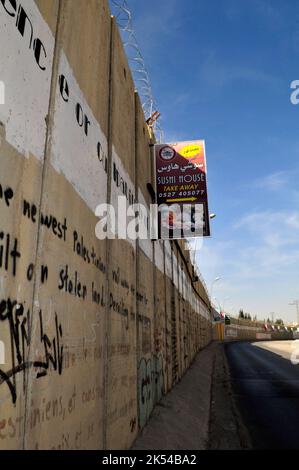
[[110, 0, 164, 143]]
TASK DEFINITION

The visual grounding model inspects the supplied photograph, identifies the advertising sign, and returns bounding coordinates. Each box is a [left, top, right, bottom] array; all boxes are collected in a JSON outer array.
[[154, 140, 210, 239]]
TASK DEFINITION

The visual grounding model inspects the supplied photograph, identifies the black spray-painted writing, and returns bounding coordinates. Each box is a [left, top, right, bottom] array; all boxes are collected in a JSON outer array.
[[0, 184, 14, 207], [0, 298, 63, 404], [58, 74, 108, 172], [0, 0, 47, 70], [73, 231, 106, 273], [58, 265, 87, 301], [23, 199, 68, 241], [0, 231, 21, 276], [26, 263, 48, 284]]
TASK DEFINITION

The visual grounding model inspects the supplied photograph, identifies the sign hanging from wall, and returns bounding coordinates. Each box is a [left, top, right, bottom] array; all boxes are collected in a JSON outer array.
[[154, 140, 210, 239]]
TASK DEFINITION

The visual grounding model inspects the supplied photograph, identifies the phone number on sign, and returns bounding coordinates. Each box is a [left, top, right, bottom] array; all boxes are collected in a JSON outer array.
[[159, 190, 204, 198]]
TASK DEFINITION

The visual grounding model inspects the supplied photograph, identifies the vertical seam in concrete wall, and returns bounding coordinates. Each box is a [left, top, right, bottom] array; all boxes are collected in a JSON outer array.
[[175, 240, 210, 312], [22, 0, 63, 450], [176, 245, 182, 378], [152, 237, 157, 399], [170, 243, 177, 384], [134, 91, 140, 431], [149, 140, 159, 405], [102, 14, 115, 451], [162, 241, 168, 391]]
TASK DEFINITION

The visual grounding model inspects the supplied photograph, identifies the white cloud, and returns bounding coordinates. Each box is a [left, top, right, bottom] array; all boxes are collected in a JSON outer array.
[[225, 0, 287, 30], [253, 0, 285, 28], [286, 213, 299, 230], [198, 50, 283, 93], [197, 209, 299, 321], [127, 0, 182, 54], [235, 210, 299, 248], [254, 171, 291, 191]]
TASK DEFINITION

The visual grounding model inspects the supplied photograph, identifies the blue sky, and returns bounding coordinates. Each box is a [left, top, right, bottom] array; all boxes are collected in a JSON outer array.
[[122, 0, 299, 322]]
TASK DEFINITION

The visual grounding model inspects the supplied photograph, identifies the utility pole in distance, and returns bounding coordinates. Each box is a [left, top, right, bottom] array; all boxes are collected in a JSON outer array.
[[289, 301, 299, 325], [270, 312, 275, 324]]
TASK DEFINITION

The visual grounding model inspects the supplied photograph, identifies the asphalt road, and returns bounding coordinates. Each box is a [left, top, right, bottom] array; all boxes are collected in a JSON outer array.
[[225, 340, 299, 449]]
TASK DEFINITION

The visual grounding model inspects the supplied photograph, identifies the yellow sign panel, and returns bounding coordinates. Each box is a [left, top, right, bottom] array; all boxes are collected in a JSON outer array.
[[179, 144, 202, 158]]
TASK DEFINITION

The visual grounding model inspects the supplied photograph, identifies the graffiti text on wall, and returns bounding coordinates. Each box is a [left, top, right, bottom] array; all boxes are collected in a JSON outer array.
[[138, 354, 164, 429], [0, 0, 48, 71], [0, 298, 63, 404]]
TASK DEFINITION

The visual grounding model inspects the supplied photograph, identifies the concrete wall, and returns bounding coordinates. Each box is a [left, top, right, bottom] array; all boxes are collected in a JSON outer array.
[[0, 0, 212, 449], [224, 318, 293, 341], [225, 320, 266, 341]]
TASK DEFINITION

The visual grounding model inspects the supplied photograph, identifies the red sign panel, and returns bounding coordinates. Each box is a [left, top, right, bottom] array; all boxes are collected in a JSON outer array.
[[154, 140, 210, 239]]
